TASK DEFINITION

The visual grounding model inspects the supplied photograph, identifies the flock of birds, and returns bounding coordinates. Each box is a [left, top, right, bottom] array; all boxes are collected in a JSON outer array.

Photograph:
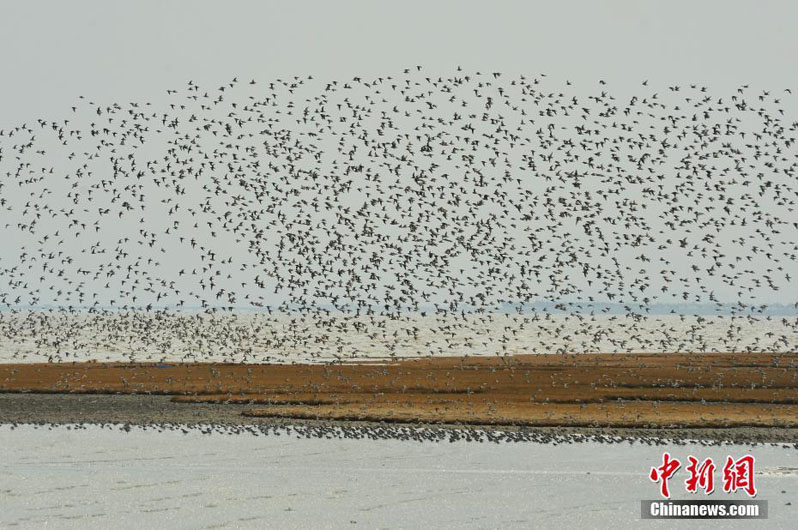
[[1, 67, 797, 362], [9, 420, 793, 447]]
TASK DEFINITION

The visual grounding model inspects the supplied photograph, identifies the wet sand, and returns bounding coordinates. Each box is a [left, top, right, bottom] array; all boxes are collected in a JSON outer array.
[[2, 353, 798, 433], [3, 394, 798, 445]]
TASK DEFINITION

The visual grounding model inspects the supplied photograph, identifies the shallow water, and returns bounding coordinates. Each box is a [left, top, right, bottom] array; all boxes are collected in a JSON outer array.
[[1, 424, 796, 528]]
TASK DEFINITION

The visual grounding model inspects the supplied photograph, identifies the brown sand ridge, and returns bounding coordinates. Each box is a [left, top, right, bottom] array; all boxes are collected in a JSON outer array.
[[2, 353, 798, 427]]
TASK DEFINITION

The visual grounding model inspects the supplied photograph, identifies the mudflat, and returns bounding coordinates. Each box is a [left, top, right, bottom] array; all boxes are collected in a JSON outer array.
[[2, 352, 797, 429]]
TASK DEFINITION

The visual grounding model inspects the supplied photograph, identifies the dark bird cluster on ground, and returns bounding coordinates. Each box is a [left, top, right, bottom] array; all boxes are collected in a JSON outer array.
[[8, 421, 797, 448], [0, 68, 797, 362]]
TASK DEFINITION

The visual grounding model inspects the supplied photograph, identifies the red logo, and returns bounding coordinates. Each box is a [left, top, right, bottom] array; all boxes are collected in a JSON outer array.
[[722, 455, 757, 497], [650, 453, 756, 498], [685, 456, 715, 495], [649, 452, 681, 498]]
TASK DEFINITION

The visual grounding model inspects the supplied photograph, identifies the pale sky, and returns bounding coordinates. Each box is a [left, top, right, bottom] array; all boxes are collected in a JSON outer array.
[[1, 1, 797, 312], [2, 1, 797, 126]]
